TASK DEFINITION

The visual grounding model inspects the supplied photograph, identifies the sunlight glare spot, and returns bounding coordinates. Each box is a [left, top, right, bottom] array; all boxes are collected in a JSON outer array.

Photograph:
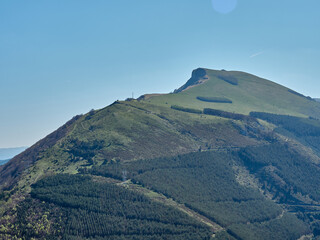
[[212, 0, 238, 14]]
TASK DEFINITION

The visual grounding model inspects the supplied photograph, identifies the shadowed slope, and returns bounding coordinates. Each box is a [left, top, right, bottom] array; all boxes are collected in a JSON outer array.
[[0, 115, 82, 190]]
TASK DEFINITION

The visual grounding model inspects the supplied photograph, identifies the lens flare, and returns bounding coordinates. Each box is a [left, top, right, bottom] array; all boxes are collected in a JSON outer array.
[[212, 0, 238, 14]]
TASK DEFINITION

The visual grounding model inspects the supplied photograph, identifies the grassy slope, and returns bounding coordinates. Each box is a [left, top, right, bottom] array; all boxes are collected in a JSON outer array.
[[4, 68, 319, 193], [145, 69, 320, 118], [15, 101, 261, 192], [60, 102, 254, 163]]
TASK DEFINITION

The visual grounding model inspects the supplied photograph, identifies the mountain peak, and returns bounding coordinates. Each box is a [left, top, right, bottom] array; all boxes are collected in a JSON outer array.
[[174, 68, 208, 93], [144, 68, 320, 119], [174, 68, 241, 93]]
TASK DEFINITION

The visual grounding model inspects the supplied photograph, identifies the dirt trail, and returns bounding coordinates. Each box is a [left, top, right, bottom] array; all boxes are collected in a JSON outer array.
[[92, 175, 224, 233]]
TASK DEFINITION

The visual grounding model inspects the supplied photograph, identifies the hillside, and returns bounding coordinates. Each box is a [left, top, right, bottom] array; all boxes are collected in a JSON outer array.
[[1, 68, 320, 239], [145, 68, 320, 118]]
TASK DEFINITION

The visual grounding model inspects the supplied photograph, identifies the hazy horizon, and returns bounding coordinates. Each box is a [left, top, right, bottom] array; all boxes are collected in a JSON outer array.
[[0, 146, 28, 160]]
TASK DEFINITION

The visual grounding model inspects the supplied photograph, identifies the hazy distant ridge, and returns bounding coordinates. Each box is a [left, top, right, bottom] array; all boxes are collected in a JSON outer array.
[[0, 147, 27, 160], [0, 159, 10, 166]]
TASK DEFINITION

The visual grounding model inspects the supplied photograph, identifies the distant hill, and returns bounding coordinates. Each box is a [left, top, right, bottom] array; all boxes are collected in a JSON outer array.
[[0, 147, 27, 160], [1, 68, 320, 239], [0, 159, 10, 166]]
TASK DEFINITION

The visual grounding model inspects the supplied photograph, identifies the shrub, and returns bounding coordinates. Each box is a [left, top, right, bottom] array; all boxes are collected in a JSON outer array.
[[196, 96, 232, 103], [171, 105, 202, 114], [203, 108, 255, 121]]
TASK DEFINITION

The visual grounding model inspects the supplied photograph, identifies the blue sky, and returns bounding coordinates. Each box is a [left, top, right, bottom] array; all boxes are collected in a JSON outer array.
[[1, 0, 320, 148]]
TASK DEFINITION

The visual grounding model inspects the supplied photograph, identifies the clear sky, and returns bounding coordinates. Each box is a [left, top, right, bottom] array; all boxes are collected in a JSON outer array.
[[1, 0, 320, 148]]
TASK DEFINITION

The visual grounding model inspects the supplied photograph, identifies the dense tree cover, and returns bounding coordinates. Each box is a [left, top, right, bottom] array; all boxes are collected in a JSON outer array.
[[238, 143, 320, 235], [228, 213, 308, 240], [0, 196, 64, 239], [238, 144, 320, 202], [13, 198, 63, 239], [196, 96, 232, 103], [67, 138, 105, 158], [250, 112, 320, 155], [90, 151, 307, 239], [213, 231, 237, 240], [250, 112, 320, 137], [297, 211, 320, 237], [170, 105, 202, 114], [66, 138, 105, 164], [204, 108, 255, 122], [29, 174, 212, 240], [303, 136, 320, 153]]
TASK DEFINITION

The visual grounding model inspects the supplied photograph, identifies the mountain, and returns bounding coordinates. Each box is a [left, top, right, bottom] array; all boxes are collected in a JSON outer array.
[[1, 68, 320, 240]]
